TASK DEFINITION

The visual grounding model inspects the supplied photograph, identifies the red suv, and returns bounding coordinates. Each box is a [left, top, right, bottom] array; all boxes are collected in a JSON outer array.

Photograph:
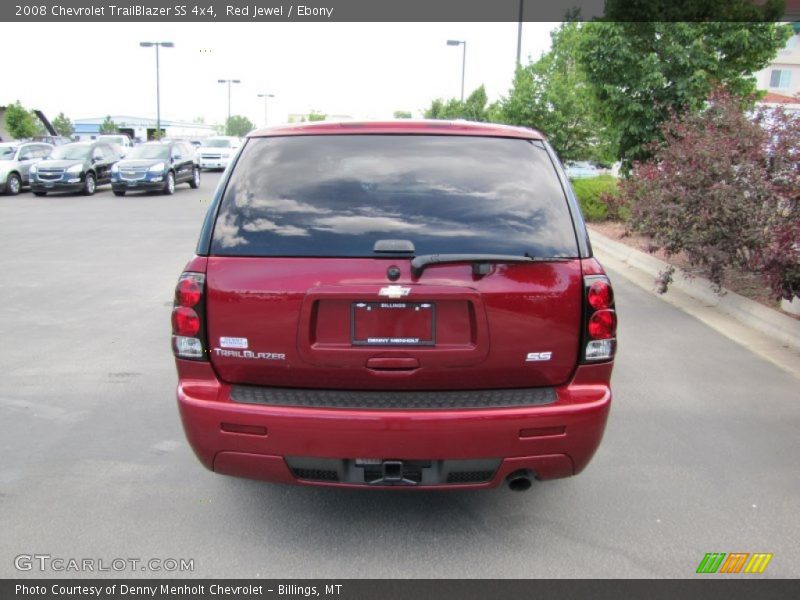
[[172, 121, 617, 491]]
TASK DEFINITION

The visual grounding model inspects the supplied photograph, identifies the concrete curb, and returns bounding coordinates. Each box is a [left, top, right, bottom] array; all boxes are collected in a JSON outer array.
[[588, 227, 800, 354]]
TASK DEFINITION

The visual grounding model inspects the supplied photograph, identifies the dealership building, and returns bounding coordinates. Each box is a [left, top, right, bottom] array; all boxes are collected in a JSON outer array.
[[73, 116, 216, 142]]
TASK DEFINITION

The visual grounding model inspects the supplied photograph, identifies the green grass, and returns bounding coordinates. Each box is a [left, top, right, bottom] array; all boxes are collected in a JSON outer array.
[[570, 175, 619, 222]]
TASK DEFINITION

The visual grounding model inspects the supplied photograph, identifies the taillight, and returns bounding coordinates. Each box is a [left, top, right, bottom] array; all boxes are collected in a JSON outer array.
[[176, 277, 202, 307], [171, 272, 207, 360], [172, 306, 200, 336], [588, 310, 616, 339], [587, 280, 613, 310], [581, 276, 617, 362]]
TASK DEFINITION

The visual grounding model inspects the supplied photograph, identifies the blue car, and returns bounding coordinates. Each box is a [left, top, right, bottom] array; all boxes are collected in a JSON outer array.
[[111, 141, 200, 196], [30, 142, 119, 196]]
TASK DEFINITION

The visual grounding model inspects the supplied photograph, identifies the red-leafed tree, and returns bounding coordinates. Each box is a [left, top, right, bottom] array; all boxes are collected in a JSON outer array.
[[619, 89, 799, 300], [758, 105, 800, 301]]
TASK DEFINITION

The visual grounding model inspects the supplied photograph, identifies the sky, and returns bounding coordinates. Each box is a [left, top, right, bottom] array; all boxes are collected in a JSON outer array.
[[1, 21, 558, 127]]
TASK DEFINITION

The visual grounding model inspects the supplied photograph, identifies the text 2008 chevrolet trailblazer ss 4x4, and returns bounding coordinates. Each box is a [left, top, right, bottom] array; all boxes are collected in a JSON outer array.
[[172, 120, 617, 491]]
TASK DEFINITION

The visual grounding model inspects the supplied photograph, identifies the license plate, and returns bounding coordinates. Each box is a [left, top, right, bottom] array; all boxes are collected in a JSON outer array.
[[351, 302, 435, 346], [44, 183, 54, 188], [127, 182, 138, 187]]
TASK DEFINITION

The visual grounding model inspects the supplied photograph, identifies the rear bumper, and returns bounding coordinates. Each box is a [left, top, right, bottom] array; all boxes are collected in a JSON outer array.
[[176, 361, 612, 489], [198, 159, 230, 170]]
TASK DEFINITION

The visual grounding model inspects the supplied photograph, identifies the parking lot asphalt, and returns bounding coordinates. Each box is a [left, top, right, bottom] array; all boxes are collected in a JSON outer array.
[[1, 174, 798, 578]]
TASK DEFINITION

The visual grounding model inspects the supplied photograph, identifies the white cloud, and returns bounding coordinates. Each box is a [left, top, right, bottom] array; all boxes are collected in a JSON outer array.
[[242, 217, 309, 236]]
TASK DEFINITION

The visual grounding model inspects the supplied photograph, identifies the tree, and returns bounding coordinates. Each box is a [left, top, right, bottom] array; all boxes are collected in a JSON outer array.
[[424, 85, 490, 121], [461, 86, 490, 121], [577, 20, 792, 167], [52, 112, 74, 137], [497, 20, 614, 163], [423, 98, 453, 119], [99, 116, 118, 134], [307, 111, 326, 122], [393, 110, 412, 119], [619, 89, 800, 300], [225, 115, 254, 136], [4, 101, 37, 139]]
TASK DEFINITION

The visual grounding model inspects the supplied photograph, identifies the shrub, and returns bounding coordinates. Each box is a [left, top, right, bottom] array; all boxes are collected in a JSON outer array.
[[619, 89, 799, 299], [570, 175, 619, 221], [601, 189, 630, 222], [757, 106, 800, 300]]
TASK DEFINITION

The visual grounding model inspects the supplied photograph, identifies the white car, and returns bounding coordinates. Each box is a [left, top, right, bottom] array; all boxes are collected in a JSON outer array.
[[564, 161, 600, 179], [196, 136, 242, 170], [97, 134, 134, 157], [0, 142, 54, 195]]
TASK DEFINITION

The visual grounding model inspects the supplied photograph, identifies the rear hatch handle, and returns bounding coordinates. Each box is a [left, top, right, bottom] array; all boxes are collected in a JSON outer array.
[[410, 253, 569, 278], [366, 357, 420, 371]]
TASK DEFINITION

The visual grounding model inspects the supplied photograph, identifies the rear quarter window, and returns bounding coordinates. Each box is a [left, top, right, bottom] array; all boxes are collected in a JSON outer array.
[[210, 135, 579, 258]]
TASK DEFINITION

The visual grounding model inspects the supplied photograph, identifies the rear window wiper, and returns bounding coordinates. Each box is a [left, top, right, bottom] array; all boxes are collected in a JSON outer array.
[[410, 254, 570, 277]]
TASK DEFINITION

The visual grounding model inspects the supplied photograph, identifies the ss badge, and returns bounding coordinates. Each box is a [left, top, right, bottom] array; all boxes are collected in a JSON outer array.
[[526, 351, 553, 362]]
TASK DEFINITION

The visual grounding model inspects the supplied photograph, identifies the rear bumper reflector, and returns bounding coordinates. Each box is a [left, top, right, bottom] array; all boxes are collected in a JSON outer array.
[[520, 426, 566, 438], [221, 422, 268, 436]]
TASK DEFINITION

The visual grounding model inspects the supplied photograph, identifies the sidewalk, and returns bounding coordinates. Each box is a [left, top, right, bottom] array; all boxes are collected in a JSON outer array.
[[588, 227, 800, 379]]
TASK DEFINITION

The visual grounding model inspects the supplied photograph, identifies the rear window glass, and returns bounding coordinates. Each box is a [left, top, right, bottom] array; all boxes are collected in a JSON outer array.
[[211, 135, 578, 257]]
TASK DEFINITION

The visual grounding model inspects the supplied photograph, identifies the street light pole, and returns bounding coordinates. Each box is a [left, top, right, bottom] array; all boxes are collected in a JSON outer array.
[[461, 42, 466, 102], [446, 39, 466, 102], [139, 41, 174, 140], [516, 0, 524, 66], [257, 93, 275, 127], [218, 79, 241, 134]]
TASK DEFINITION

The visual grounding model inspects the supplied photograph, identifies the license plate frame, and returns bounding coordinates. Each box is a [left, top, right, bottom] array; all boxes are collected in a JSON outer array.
[[351, 301, 436, 347]]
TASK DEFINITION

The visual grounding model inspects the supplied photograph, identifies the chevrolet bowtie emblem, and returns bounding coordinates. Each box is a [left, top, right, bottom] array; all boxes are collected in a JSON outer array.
[[378, 285, 411, 298]]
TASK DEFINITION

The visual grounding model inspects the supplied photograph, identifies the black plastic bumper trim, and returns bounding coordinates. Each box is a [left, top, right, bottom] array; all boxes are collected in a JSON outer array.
[[230, 385, 556, 410]]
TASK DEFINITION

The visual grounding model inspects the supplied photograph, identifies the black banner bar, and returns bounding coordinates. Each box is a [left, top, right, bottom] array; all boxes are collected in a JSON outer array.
[[2, 0, 601, 23], [1, 0, 796, 23], [3, 579, 800, 600]]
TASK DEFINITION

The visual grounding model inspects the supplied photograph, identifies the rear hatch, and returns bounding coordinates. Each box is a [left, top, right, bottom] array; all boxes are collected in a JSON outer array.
[[204, 133, 583, 390]]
